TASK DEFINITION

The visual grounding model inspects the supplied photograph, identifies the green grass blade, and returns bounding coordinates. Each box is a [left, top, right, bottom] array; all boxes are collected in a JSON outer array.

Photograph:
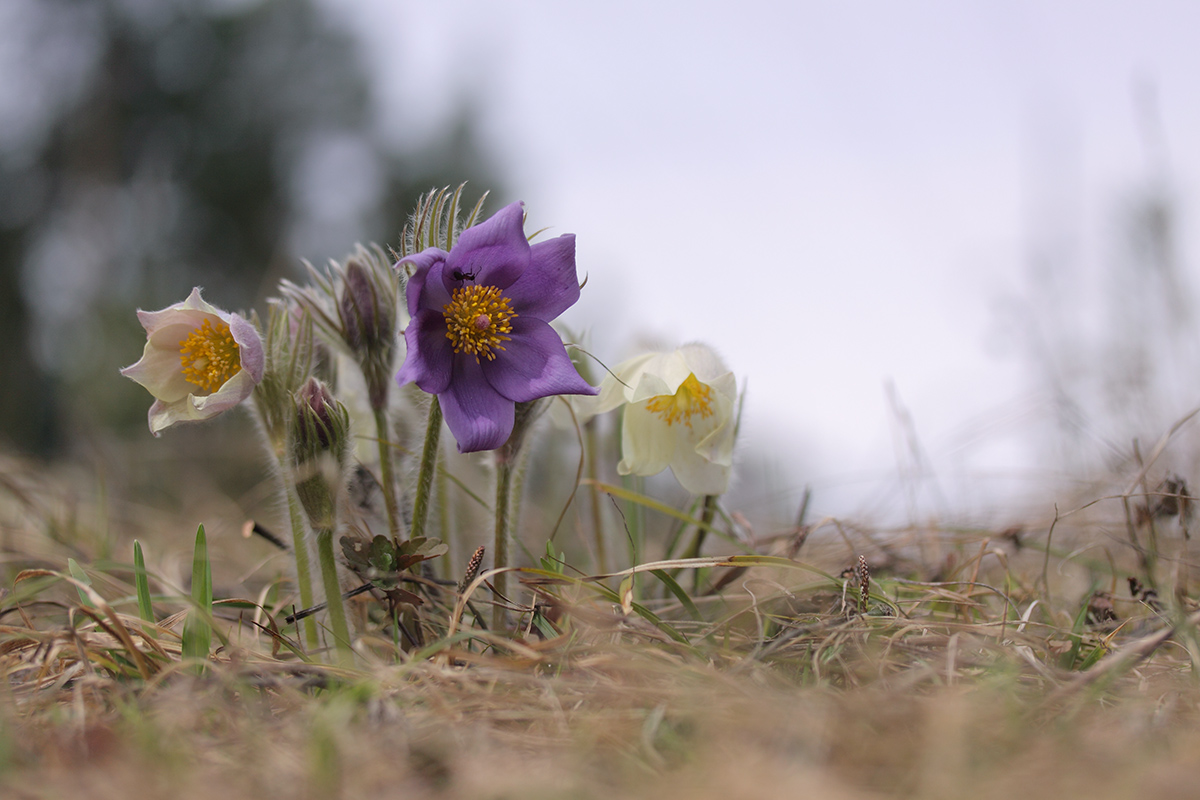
[[1060, 592, 1093, 670], [591, 481, 756, 555], [182, 524, 213, 666], [67, 558, 94, 608], [650, 569, 703, 621], [132, 540, 154, 624]]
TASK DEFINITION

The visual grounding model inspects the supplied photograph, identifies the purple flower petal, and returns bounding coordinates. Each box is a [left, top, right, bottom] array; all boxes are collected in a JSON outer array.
[[398, 249, 451, 316], [442, 202, 529, 291], [396, 310, 454, 395], [439, 357, 515, 452], [481, 317, 597, 402], [394, 202, 596, 453], [504, 234, 580, 321]]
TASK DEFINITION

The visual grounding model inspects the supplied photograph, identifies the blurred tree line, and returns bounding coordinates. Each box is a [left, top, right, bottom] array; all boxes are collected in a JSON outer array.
[[0, 0, 500, 457]]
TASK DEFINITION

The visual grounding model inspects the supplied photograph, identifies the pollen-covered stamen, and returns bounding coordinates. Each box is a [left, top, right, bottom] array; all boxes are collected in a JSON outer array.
[[443, 285, 516, 362], [645, 373, 714, 428], [179, 318, 242, 393]]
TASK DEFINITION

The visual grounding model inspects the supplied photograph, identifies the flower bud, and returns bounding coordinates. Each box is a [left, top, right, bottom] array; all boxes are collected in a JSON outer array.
[[339, 257, 378, 355], [292, 378, 350, 463], [289, 378, 352, 530]]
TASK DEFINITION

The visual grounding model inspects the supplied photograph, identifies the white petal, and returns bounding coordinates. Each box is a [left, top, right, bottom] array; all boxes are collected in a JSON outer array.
[[692, 392, 736, 467], [616, 402, 675, 477], [668, 454, 731, 496], [677, 342, 730, 383]]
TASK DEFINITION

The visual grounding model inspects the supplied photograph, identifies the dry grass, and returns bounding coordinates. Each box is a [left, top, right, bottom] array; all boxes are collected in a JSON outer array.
[[3, 447, 1200, 800]]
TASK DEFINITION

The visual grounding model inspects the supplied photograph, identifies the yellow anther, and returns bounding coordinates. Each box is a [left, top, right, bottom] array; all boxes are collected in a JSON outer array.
[[179, 318, 241, 393], [443, 285, 516, 362], [645, 373, 714, 428]]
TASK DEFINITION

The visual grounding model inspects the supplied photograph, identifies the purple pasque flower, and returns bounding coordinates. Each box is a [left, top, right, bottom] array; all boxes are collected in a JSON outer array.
[[395, 201, 597, 452]]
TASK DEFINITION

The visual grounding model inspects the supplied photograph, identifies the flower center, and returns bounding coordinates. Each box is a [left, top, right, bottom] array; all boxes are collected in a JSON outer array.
[[645, 373, 714, 428], [443, 285, 516, 362], [179, 319, 241, 393]]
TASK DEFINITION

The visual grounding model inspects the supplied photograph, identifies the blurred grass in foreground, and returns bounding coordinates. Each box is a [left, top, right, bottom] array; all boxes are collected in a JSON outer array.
[[2, 430, 1200, 800]]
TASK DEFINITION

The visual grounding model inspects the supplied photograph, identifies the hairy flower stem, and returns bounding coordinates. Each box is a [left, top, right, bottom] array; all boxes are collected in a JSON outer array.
[[584, 418, 607, 574], [372, 406, 404, 545], [314, 527, 354, 666], [492, 449, 516, 630], [283, 479, 319, 650], [252, 400, 320, 651], [410, 398, 443, 542], [436, 443, 452, 579], [685, 495, 719, 593]]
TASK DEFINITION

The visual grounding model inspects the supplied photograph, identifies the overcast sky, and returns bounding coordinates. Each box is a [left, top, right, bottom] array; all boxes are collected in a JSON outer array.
[[327, 0, 1200, 520]]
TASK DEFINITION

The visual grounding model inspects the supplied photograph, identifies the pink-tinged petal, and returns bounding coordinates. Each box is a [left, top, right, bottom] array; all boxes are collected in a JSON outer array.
[[229, 313, 264, 382], [179, 286, 227, 317], [135, 287, 230, 334], [395, 310, 453, 395], [438, 357, 515, 453], [146, 369, 258, 435], [480, 318, 596, 403], [397, 248, 449, 316], [443, 202, 529, 290], [192, 368, 257, 415], [504, 234, 580, 320]]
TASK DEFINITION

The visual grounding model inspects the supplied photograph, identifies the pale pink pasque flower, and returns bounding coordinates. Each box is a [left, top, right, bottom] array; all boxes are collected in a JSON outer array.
[[395, 202, 597, 452], [121, 287, 265, 435]]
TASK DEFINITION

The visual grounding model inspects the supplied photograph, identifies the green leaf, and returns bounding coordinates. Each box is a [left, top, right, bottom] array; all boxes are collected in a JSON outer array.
[[540, 541, 566, 574], [368, 535, 398, 573], [1059, 592, 1093, 670], [182, 524, 212, 667], [67, 559, 94, 608], [133, 540, 154, 625], [650, 569, 703, 621]]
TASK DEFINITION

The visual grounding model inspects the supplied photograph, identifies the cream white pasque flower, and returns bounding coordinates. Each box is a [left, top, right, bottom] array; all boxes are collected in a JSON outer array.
[[588, 343, 736, 495], [121, 287, 265, 435]]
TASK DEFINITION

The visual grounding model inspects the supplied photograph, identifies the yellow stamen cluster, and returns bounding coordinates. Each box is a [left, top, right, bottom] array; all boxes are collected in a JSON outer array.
[[646, 373, 714, 428], [443, 285, 516, 362], [179, 318, 241, 393]]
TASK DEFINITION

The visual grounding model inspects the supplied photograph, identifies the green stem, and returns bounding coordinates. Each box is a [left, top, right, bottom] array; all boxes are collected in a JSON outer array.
[[410, 397, 443, 542], [492, 450, 515, 630], [686, 495, 719, 593], [284, 479, 320, 650], [315, 527, 354, 666], [436, 439, 452, 580], [372, 405, 404, 545]]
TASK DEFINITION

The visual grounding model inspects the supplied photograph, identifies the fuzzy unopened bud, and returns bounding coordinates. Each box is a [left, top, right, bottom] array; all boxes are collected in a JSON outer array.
[[289, 379, 351, 530], [292, 378, 350, 462], [339, 258, 378, 354], [339, 255, 397, 411]]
